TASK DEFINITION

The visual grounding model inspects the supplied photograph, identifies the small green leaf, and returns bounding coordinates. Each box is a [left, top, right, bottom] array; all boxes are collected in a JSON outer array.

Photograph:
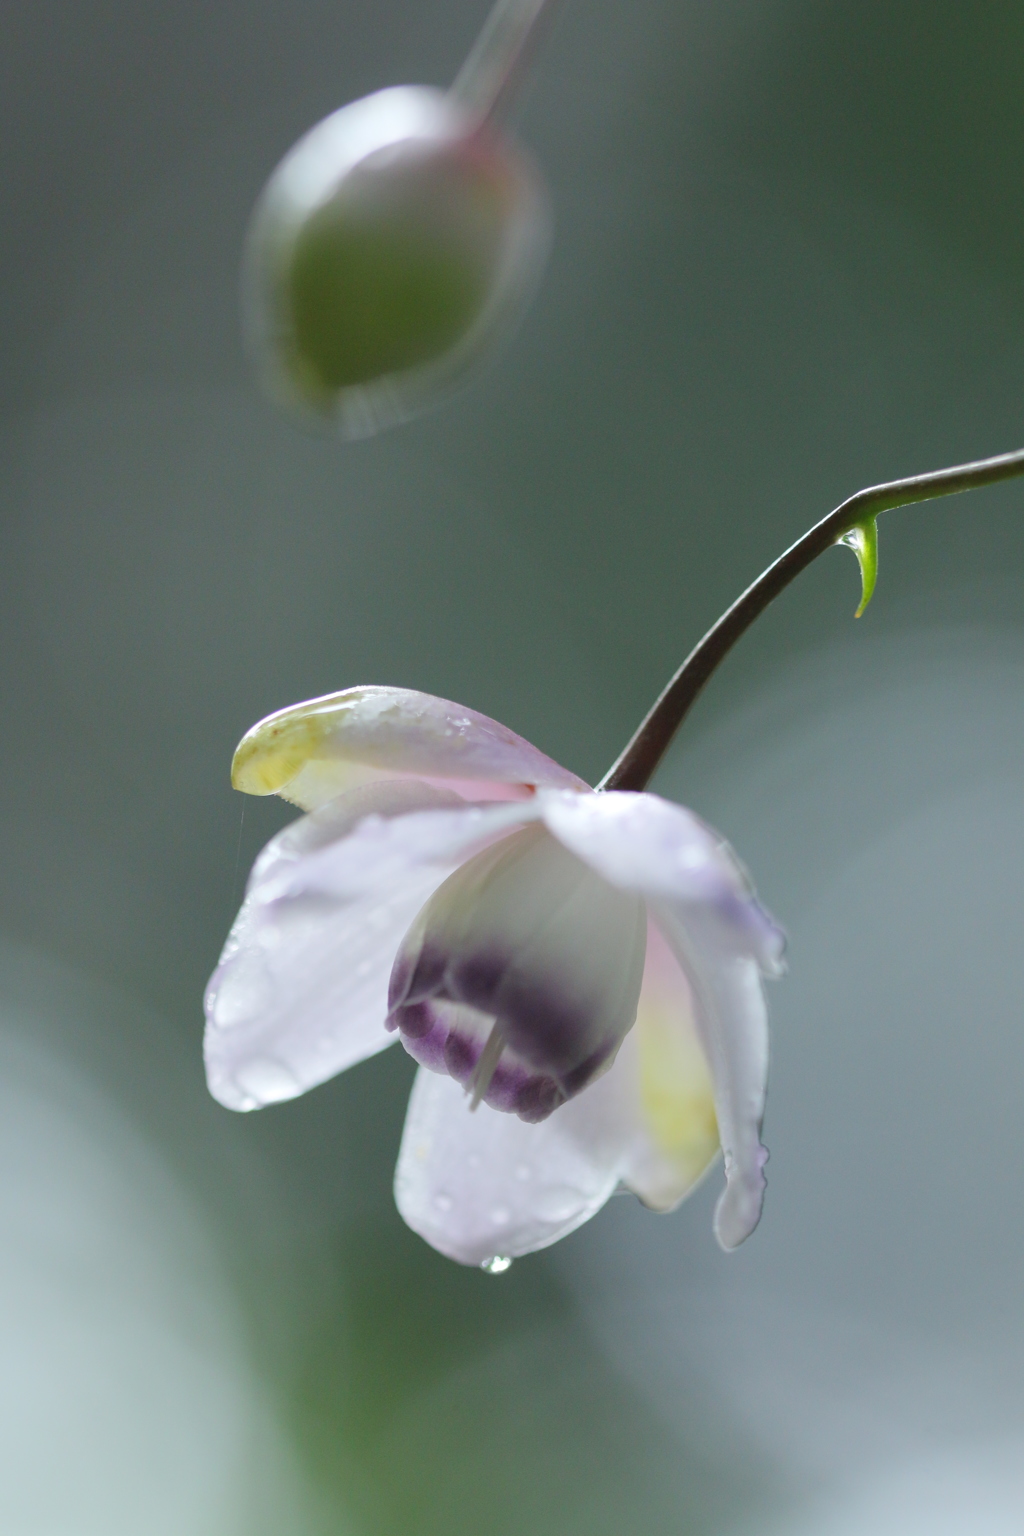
[[839, 516, 879, 617]]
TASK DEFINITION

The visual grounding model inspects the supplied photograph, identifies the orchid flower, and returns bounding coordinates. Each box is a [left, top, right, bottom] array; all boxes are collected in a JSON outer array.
[[244, 0, 558, 436], [204, 446, 1024, 1269], [205, 687, 784, 1266]]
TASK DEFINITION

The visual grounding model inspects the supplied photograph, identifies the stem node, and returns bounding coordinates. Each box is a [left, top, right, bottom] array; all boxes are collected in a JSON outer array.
[[600, 445, 1024, 793]]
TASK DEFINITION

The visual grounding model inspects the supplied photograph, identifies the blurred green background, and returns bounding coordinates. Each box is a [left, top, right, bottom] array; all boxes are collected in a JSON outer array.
[[4, 2, 1024, 1531]]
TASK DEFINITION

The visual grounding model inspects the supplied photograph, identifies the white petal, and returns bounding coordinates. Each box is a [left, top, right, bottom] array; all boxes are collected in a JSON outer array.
[[651, 903, 769, 1250], [538, 788, 785, 975], [204, 786, 536, 1111], [394, 1058, 638, 1265], [538, 789, 781, 1249], [231, 686, 587, 810], [618, 920, 721, 1212]]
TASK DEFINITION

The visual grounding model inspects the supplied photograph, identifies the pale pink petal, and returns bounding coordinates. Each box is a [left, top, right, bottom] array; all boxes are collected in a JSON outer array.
[[204, 785, 536, 1111], [394, 1055, 639, 1265], [537, 788, 782, 1249], [231, 686, 588, 811]]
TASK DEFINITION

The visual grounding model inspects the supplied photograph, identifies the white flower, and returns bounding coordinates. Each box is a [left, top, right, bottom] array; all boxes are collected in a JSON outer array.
[[243, 86, 549, 437], [205, 687, 784, 1266]]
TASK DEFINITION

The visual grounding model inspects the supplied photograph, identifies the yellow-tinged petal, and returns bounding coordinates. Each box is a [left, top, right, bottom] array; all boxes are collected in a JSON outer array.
[[230, 686, 588, 810], [231, 703, 335, 797], [636, 994, 719, 1192], [623, 921, 720, 1212]]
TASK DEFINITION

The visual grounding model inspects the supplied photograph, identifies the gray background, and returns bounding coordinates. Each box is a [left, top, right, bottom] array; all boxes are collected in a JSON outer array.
[[2, 1, 1024, 1531]]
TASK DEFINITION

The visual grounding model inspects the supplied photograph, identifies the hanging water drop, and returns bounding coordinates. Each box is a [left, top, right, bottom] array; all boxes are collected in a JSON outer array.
[[234, 1056, 300, 1105], [481, 1255, 513, 1275]]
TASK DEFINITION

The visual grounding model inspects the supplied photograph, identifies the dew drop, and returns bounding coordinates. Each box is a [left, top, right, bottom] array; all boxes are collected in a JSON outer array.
[[481, 1255, 512, 1275], [535, 1184, 583, 1223], [211, 970, 272, 1028], [234, 1057, 300, 1105], [433, 1191, 453, 1212]]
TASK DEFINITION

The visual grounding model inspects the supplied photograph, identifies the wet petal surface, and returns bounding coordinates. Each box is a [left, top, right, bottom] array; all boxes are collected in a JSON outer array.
[[231, 686, 587, 810], [537, 788, 782, 1248], [394, 1059, 635, 1265], [651, 902, 771, 1249], [539, 788, 785, 975], [204, 784, 534, 1110], [394, 925, 723, 1266]]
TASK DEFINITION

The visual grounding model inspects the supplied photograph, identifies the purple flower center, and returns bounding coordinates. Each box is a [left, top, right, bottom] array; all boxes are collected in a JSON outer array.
[[386, 824, 647, 1121]]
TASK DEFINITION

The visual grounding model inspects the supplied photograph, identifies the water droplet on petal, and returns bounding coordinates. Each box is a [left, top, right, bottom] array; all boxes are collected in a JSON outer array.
[[535, 1184, 584, 1223], [481, 1255, 512, 1275], [433, 1191, 453, 1212], [234, 1057, 300, 1106]]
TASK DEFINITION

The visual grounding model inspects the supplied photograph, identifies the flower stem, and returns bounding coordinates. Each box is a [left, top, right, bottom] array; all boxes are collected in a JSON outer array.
[[450, 0, 562, 127], [599, 444, 1024, 793]]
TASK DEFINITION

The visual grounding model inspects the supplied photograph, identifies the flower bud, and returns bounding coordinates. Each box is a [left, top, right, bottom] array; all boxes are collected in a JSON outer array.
[[243, 85, 550, 436]]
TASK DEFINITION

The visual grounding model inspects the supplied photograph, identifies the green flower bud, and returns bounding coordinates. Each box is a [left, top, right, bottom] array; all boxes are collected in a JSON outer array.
[[243, 86, 550, 436]]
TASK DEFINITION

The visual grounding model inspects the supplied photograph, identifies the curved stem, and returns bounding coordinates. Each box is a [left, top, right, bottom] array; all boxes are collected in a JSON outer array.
[[450, 0, 562, 126], [599, 444, 1024, 793]]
